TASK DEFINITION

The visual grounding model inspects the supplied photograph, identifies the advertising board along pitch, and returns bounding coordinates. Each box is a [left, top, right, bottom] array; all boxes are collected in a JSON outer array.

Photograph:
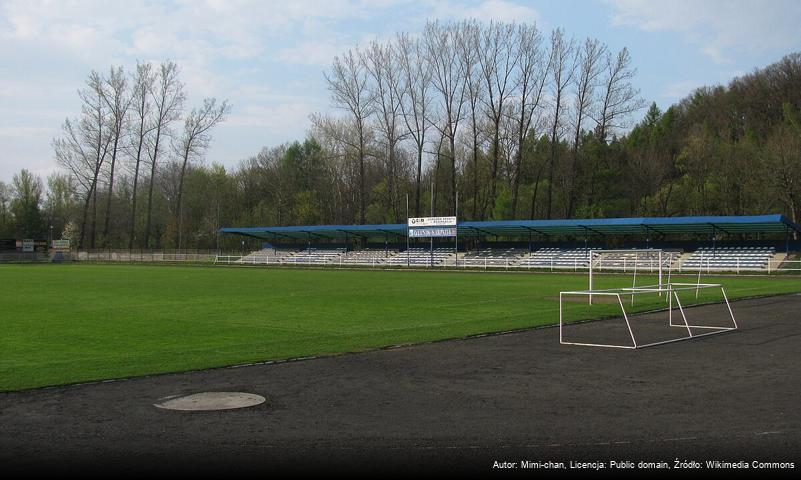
[[51, 239, 71, 252]]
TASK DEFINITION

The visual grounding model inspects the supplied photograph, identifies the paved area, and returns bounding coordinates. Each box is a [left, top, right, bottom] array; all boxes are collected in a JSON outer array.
[[1, 294, 800, 476]]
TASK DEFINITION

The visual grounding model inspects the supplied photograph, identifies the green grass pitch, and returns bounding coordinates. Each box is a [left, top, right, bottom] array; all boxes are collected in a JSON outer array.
[[1, 264, 799, 391]]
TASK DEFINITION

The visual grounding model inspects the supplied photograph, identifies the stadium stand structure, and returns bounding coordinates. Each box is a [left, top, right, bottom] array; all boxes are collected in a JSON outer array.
[[219, 214, 801, 272], [385, 248, 454, 266], [339, 249, 397, 266], [592, 249, 682, 272], [460, 247, 526, 267], [518, 248, 591, 269], [680, 246, 775, 271], [281, 248, 346, 265], [230, 245, 785, 272], [235, 248, 297, 264]]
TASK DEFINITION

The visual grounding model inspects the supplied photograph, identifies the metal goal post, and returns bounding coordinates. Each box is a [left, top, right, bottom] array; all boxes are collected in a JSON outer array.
[[588, 249, 673, 305], [559, 283, 738, 349]]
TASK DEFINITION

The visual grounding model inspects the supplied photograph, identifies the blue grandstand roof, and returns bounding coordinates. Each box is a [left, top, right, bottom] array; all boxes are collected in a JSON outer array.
[[220, 214, 801, 240]]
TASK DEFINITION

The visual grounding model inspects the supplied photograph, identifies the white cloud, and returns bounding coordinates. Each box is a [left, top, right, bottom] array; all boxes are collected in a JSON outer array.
[[0, 0, 545, 181], [427, 0, 541, 24], [606, 0, 801, 63], [276, 40, 362, 67]]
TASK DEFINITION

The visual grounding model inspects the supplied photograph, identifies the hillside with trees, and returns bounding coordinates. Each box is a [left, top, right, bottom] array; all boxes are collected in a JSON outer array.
[[1, 20, 799, 249]]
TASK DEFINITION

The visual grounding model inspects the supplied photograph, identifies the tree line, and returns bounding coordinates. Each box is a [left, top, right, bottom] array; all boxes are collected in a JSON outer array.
[[1, 21, 800, 249], [41, 61, 229, 249]]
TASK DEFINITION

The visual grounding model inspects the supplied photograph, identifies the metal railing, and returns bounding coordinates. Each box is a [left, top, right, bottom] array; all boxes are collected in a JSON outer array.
[[75, 249, 238, 263], [0, 252, 51, 263]]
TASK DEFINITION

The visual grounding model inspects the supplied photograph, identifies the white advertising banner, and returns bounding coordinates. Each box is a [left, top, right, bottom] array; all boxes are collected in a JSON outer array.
[[408, 227, 457, 238], [22, 239, 34, 252], [52, 239, 71, 252], [407, 216, 457, 227]]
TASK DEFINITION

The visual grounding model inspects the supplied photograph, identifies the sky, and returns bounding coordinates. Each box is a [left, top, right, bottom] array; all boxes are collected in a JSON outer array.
[[1, 0, 801, 184]]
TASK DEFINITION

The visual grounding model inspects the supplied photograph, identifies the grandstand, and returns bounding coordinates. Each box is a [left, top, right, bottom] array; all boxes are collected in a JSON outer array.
[[593, 249, 681, 272], [680, 246, 775, 272], [339, 249, 397, 266], [235, 248, 297, 264], [385, 247, 454, 266], [281, 248, 346, 265], [460, 247, 526, 267], [219, 214, 801, 273], [518, 247, 591, 270]]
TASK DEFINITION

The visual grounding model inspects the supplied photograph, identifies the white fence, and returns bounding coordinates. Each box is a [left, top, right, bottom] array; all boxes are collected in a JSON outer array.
[[75, 250, 237, 263], [675, 258, 801, 274]]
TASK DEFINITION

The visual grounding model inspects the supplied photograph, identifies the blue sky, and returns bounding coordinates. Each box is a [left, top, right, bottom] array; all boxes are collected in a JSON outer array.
[[1, 0, 801, 183]]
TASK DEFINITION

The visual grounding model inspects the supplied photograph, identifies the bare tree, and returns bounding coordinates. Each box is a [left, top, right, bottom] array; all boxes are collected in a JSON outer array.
[[478, 21, 520, 216], [172, 98, 230, 249], [127, 62, 155, 249], [594, 47, 644, 143], [98, 66, 131, 246], [588, 47, 643, 212], [564, 38, 606, 218], [144, 61, 184, 248], [397, 32, 432, 217], [510, 23, 548, 218], [545, 29, 576, 219], [53, 71, 114, 248], [425, 21, 467, 214], [456, 20, 486, 219], [362, 40, 405, 221], [325, 49, 373, 224]]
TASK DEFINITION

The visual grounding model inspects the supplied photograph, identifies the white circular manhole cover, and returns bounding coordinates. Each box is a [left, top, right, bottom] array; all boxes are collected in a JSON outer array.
[[154, 392, 265, 411]]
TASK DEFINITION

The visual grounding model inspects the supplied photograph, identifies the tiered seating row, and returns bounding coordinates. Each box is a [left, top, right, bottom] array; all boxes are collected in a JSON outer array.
[[281, 248, 346, 264], [460, 248, 527, 266], [385, 248, 453, 266], [235, 248, 298, 264], [339, 250, 397, 265], [233, 246, 778, 271], [518, 248, 591, 269], [681, 246, 774, 270], [594, 250, 682, 271]]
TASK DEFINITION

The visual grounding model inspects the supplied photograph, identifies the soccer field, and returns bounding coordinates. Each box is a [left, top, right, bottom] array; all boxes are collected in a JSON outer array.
[[1, 264, 799, 391]]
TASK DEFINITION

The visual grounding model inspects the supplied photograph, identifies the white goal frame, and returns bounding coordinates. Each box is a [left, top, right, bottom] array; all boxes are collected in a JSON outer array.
[[588, 248, 671, 305], [559, 282, 738, 349]]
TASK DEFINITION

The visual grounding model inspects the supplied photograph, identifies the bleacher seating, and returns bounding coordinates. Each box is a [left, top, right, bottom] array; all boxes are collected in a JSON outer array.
[[235, 248, 298, 264], [385, 248, 454, 266], [518, 248, 591, 269], [281, 248, 346, 265], [233, 245, 780, 272], [593, 250, 682, 271], [681, 246, 775, 271], [459, 247, 526, 267], [339, 249, 397, 266]]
